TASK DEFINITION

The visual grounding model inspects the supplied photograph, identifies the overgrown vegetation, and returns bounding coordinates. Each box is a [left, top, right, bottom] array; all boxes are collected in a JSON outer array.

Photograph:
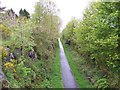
[[0, 0, 61, 88], [62, 2, 119, 88]]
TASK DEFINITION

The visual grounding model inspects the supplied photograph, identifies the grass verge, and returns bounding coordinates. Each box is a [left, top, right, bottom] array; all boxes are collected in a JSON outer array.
[[50, 46, 63, 88]]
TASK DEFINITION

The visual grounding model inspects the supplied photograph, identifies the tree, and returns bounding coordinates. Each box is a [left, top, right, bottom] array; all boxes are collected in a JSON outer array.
[[62, 2, 119, 88], [19, 8, 30, 18], [31, 0, 60, 59]]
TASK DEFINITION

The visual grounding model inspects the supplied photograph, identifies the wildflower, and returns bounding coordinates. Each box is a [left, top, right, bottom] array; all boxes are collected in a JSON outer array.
[[10, 63, 14, 67], [13, 69, 16, 73], [4, 62, 10, 66], [4, 62, 14, 67]]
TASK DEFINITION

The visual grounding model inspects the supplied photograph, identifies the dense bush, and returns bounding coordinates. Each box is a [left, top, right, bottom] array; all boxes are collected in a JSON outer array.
[[1, 0, 60, 88], [62, 2, 119, 88]]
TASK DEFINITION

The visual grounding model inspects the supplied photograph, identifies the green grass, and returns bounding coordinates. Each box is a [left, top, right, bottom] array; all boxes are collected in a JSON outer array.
[[30, 46, 63, 88], [63, 44, 93, 88], [50, 46, 63, 88]]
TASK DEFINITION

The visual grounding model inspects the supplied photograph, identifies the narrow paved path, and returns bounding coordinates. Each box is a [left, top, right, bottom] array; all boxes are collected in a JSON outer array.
[[58, 38, 78, 88]]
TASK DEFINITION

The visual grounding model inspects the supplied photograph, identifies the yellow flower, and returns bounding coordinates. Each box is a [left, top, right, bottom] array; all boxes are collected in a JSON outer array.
[[2, 48, 9, 57], [10, 63, 14, 67], [13, 69, 16, 73], [4, 62, 14, 67], [4, 62, 10, 66]]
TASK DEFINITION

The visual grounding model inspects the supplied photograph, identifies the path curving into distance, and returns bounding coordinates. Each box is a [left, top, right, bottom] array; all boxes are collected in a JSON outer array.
[[58, 38, 78, 89]]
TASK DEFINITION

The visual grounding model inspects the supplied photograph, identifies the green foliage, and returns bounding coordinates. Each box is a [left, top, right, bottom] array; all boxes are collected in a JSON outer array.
[[62, 2, 119, 88], [0, 24, 11, 40], [31, 0, 60, 59], [95, 78, 109, 88], [50, 46, 63, 88], [19, 8, 30, 18], [1, 0, 60, 88]]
